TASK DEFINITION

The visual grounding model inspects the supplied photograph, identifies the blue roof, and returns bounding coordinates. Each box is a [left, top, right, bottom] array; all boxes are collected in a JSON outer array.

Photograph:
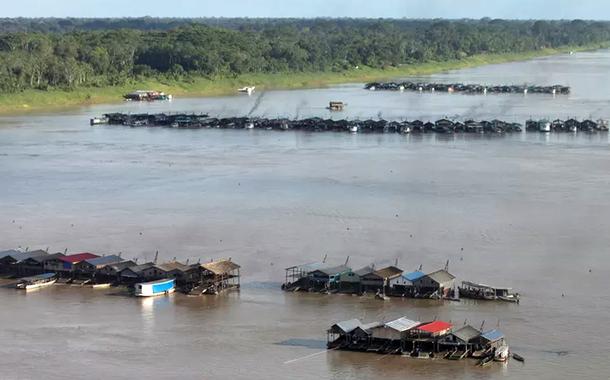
[[481, 329, 504, 342], [85, 255, 123, 266], [403, 271, 425, 282]]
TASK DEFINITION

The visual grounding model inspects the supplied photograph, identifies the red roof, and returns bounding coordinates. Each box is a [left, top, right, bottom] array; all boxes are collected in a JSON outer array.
[[58, 253, 99, 263], [418, 321, 453, 333]]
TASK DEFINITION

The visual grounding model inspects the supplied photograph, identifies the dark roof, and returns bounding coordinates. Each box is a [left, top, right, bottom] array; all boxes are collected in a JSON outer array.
[[451, 325, 481, 342], [201, 259, 240, 275], [330, 319, 362, 334], [30, 253, 65, 263], [12, 250, 48, 262], [354, 266, 375, 276], [126, 262, 161, 274], [83, 255, 123, 266], [59, 253, 99, 263], [103, 261, 136, 272], [314, 265, 351, 276], [158, 261, 193, 272]]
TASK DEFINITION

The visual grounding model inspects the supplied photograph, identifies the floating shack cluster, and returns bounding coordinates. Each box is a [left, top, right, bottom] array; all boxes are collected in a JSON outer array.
[[123, 90, 172, 101], [0, 249, 240, 296], [283, 261, 519, 302], [92, 113, 527, 133], [327, 317, 510, 364], [365, 81, 570, 95], [526, 118, 608, 132], [91, 113, 608, 134]]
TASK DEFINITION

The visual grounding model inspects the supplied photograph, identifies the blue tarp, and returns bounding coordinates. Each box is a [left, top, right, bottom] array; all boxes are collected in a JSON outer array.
[[481, 329, 504, 342], [403, 270, 425, 282]]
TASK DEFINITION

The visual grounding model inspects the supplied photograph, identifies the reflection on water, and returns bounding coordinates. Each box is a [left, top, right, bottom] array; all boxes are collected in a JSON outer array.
[[1, 50, 610, 379]]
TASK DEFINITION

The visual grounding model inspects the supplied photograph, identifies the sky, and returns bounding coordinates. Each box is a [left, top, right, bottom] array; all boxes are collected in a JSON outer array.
[[2, 0, 609, 20]]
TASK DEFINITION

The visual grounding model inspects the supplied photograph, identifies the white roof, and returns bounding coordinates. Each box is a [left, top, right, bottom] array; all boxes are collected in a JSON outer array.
[[385, 317, 420, 332]]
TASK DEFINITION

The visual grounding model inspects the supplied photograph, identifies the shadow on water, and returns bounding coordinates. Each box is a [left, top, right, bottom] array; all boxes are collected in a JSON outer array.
[[275, 338, 327, 349]]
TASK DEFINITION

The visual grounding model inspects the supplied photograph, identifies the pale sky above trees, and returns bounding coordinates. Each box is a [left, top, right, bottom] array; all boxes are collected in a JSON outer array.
[[3, 0, 609, 19]]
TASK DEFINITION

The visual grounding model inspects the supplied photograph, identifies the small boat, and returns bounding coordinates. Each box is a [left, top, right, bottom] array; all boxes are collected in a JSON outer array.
[[16, 273, 57, 290], [539, 120, 551, 132], [89, 283, 112, 289], [135, 278, 175, 297], [349, 125, 359, 133], [494, 344, 510, 362], [71, 279, 91, 286], [498, 295, 520, 303], [237, 86, 255, 95], [90, 117, 108, 126], [512, 353, 525, 362], [478, 354, 494, 366], [245, 122, 254, 129]]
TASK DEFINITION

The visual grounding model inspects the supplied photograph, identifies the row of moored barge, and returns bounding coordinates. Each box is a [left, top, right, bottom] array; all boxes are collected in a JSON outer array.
[[327, 317, 511, 364], [92, 113, 609, 134], [365, 81, 570, 95], [1, 249, 240, 297], [283, 261, 519, 303]]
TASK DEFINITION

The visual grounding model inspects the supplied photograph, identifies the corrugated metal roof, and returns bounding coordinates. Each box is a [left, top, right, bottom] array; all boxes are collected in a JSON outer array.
[[354, 266, 375, 276], [451, 325, 481, 342], [418, 320, 453, 333], [425, 269, 455, 284], [12, 250, 48, 262], [124, 262, 159, 274], [403, 270, 425, 282], [0, 249, 21, 259], [332, 319, 362, 334], [385, 317, 420, 332], [201, 259, 240, 275], [104, 261, 136, 272], [84, 255, 122, 266], [481, 329, 504, 342], [158, 261, 193, 272], [360, 321, 383, 331], [315, 265, 351, 276], [373, 266, 403, 279], [59, 253, 99, 263], [30, 253, 65, 263]]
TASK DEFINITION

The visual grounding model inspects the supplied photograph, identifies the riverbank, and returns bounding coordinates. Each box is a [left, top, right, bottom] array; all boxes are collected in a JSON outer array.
[[0, 43, 606, 115]]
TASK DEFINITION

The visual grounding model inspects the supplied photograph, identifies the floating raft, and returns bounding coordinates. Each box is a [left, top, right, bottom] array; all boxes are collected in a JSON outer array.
[[327, 317, 511, 363], [91, 114, 609, 134], [365, 81, 570, 95]]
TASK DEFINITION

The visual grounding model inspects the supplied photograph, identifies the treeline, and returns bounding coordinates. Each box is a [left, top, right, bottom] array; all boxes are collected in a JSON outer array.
[[0, 18, 609, 93]]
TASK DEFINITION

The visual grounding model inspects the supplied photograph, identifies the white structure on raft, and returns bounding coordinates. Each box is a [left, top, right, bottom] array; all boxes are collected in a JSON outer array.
[[135, 278, 175, 297]]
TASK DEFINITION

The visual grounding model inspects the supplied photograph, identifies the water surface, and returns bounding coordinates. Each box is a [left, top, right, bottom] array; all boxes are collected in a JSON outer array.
[[1, 50, 610, 380]]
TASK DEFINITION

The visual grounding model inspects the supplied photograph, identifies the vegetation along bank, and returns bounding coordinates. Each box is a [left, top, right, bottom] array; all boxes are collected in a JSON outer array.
[[0, 18, 609, 113]]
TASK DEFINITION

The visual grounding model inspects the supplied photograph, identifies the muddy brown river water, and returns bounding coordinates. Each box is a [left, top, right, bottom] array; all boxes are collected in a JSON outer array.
[[1, 50, 610, 379]]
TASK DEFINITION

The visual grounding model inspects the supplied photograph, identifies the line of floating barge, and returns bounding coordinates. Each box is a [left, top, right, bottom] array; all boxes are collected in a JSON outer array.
[[365, 81, 570, 95], [0, 248, 240, 297], [327, 317, 515, 365], [90, 113, 609, 133], [283, 261, 520, 303]]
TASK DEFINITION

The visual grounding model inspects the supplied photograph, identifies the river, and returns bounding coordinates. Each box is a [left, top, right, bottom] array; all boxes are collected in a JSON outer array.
[[1, 50, 610, 380]]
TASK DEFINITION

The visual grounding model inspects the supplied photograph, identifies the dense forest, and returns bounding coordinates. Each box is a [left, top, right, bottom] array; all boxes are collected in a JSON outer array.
[[0, 18, 609, 93]]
